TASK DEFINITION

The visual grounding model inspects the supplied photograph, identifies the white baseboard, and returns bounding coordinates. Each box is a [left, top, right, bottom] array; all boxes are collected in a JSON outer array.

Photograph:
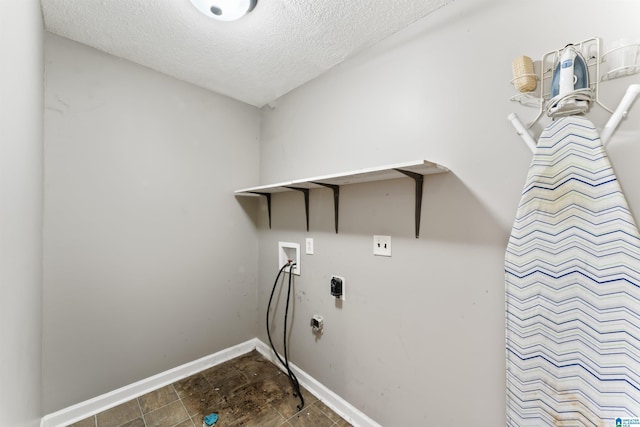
[[255, 340, 382, 427], [41, 338, 259, 427], [41, 337, 381, 427]]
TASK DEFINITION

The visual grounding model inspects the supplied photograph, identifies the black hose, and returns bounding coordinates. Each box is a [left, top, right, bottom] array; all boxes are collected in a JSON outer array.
[[266, 262, 304, 410], [283, 263, 304, 409], [266, 263, 289, 368]]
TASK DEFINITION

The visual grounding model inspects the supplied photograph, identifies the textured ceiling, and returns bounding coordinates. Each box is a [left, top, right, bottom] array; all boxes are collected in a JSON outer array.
[[41, 0, 452, 107]]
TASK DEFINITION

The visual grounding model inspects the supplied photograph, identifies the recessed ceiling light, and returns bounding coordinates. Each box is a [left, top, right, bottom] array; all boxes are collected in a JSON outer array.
[[189, 0, 257, 22]]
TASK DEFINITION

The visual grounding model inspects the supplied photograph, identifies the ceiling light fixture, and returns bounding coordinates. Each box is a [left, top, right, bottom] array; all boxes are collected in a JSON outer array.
[[189, 0, 257, 22]]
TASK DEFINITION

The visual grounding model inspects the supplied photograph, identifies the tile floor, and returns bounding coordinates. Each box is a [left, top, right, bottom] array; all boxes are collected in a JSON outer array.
[[67, 350, 353, 427]]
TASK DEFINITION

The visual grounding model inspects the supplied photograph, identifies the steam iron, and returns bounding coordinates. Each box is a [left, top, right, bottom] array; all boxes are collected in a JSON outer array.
[[547, 44, 592, 117]]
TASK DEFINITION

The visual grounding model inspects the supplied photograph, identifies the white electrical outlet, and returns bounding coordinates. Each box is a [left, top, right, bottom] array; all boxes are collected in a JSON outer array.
[[278, 242, 300, 275], [373, 235, 391, 257], [305, 238, 314, 255]]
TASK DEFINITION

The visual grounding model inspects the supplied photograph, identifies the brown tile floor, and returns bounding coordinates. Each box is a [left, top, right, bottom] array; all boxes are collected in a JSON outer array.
[[67, 350, 353, 427]]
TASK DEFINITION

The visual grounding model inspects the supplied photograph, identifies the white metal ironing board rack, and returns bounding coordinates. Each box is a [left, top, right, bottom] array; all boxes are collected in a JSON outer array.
[[508, 36, 640, 150]]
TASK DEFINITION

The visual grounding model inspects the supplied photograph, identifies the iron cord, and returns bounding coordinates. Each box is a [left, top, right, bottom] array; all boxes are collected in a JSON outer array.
[[266, 262, 305, 410]]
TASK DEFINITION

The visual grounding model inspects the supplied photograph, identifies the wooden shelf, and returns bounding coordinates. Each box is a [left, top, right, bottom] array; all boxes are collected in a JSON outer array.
[[235, 160, 449, 238]]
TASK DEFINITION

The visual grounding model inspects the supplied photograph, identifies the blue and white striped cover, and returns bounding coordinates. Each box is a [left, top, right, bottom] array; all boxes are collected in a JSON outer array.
[[505, 115, 640, 426]]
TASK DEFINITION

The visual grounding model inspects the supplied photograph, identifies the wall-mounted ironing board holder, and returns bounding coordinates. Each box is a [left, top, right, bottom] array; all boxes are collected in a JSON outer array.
[[600, 83, 640, 145], [509, 83, 640, 152], [508, 37, 640, 151]]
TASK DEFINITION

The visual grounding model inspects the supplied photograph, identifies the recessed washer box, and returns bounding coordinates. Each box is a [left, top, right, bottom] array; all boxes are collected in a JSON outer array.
[[278, 241, 300, 275]]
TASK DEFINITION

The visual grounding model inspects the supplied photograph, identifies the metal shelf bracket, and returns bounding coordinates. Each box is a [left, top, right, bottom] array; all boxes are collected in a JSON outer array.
[[285, 187, 310, 231], [250, 192, 272, 229], [312, 182, 340, 233], [395, 169, 424, 239]]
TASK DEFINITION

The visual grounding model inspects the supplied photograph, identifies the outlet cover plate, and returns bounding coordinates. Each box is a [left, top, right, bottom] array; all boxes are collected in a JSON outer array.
[[373, 235, 391, 257], [305, 238, 314, 255]]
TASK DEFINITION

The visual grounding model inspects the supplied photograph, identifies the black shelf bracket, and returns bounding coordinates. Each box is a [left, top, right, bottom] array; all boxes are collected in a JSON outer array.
[[312, 182, 340, 233], [285, 187, 310, 231], [249, 192, 272, 229], [394, 169, 424, 239]]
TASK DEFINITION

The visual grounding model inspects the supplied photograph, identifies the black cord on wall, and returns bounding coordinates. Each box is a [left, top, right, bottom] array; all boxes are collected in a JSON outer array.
[[266, 262, 305, 410]]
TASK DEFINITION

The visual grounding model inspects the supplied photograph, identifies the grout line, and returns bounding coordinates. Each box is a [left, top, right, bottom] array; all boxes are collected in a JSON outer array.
[[270, 403, 287, 422], [135, 397, 147, 427], [315, 400, 344, 424], [173, 383, 195, 427], [201, 371, 215, 391]]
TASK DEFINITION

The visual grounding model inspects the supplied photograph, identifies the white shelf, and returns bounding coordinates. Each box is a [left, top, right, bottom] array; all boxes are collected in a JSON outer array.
[[235, 160, 447, 194], [235, 160, 449, 238]]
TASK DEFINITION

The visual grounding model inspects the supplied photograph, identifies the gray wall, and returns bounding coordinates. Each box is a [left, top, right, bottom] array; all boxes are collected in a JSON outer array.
[[0, 1, 44, 426], [257, 0, 640, 425], [38, 0, 640, 423], [42, 34, 261, 413]]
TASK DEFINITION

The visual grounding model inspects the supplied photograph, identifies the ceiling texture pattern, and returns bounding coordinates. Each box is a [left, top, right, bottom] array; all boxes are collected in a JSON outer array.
[[41, 0, 452, 107]]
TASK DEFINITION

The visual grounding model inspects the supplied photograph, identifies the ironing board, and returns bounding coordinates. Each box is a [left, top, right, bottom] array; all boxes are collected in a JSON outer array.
[[505, 115, 640, 426]]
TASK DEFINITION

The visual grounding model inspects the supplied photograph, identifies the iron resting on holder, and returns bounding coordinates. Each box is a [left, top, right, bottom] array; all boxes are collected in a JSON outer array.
[[508, 37, 640, 150]]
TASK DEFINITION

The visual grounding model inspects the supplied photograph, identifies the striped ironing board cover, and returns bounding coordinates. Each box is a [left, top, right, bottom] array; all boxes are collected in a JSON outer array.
[[505, 115, 640, 426]]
